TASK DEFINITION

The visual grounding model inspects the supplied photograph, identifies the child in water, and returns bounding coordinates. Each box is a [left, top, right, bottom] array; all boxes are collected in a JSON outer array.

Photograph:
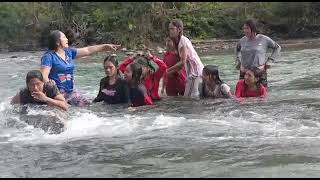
[[124, 62, 153, 107], [199, 65, 233, 98], [235, 67, 267, 98]]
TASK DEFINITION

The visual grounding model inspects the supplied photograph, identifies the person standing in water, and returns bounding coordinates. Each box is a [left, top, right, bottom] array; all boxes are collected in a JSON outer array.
[[235, 67, 267, 98], [93, 55, 130, 105], [11, 70, 68, 111], [167, 19, 204, 97], [161, 37, 186, 96], [40, 30, 120, 107], [199, 65, 233, 99], [235, 19, 281, 87]]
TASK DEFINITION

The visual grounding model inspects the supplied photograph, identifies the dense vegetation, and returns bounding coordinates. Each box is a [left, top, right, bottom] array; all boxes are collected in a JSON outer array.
[[1, 2, 320, 50]]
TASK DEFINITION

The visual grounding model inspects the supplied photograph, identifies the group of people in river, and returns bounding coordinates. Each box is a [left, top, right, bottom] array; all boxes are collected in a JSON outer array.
[[11, 18, 281, 111]]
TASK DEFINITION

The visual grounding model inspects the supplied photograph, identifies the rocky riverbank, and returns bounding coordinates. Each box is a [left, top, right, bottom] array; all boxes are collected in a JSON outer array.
[[2, 38, 320, 56]]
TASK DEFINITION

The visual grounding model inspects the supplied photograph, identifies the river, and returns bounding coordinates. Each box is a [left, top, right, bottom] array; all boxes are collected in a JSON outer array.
[[1, 48, 320, 177]]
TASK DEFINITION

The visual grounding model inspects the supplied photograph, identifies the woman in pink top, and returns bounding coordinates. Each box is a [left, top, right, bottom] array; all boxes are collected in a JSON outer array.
[[167, 19, 204, 97]]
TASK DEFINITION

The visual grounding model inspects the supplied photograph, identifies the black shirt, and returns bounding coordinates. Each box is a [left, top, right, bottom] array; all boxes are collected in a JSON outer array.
[[19, 83, 60, 105], [93, 77, 130, 104]]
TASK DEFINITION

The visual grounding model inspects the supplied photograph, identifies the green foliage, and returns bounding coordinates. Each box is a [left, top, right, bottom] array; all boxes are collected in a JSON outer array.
[[1, 2, 320, 49]]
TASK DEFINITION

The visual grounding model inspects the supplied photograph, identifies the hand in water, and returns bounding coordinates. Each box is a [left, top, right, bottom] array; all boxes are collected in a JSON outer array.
[[32, 91, 48, 102], [128, 107, 136, 112]]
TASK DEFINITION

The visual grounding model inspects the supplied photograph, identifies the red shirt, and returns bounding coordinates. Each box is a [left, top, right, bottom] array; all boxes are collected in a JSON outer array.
[[119, 55, 167, 101], [235, 80, 266, 98], [163, 51, 186, 96]]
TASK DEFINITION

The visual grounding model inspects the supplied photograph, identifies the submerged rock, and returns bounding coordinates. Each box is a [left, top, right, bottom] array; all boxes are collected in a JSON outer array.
[[19, 114, 66, 134]]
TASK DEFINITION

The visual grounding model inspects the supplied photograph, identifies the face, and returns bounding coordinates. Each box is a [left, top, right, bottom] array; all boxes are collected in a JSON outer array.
[[168, 23, 180, 38], [124, 65, 133, 82], [27, 78, 44, 93], [243, 24, 252, 38], [202, 71, 210, 84], [141, 65, 149, 76], [244, 70, 256, 85], [104, 61, 117, 77], [165, 38, 175, 50], [58, 32, 69, 48]]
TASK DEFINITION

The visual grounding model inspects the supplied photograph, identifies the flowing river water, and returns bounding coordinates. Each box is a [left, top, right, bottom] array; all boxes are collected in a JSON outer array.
[[1, 47, 320, 177]]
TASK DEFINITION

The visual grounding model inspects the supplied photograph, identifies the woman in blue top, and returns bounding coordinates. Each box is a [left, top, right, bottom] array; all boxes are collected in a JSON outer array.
[[40, 30, 120, 106]]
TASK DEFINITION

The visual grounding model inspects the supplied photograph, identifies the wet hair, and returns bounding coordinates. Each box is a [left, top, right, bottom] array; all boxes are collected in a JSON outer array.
[[170, 19, 184, 57], [103, 54, 120, 77], [104, 54, 119, 67], [203, 65, 223, 84], [26, 70, 44, 84], [129, 62, 143, 87], [244, 66, 264, 94], [201, 65, 223, 97], [170, 19, 184, 36], [244, 19, 259, 34], [48, 30, 61, 51]]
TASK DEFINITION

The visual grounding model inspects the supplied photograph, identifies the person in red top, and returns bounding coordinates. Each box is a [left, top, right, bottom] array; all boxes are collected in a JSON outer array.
[[235, 67, 267, 98], [161, 37, 186, 96], [119, 51, 167, 101]]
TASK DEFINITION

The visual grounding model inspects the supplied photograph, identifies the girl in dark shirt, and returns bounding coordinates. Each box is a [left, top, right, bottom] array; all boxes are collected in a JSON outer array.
[[93, 55, 130, 104], [124, 62, 153, 107]]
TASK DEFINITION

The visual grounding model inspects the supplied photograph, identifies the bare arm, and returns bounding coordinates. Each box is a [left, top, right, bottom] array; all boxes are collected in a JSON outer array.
[[44, 94, 68, 111], [40, 66, 51, 83], [166, 46, 187, 75], [75, 44, 121, 59], [11, 92, 21, 104]]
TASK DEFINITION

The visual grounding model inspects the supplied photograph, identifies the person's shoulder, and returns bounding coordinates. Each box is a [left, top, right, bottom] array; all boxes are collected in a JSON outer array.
[[239, 36, 247, 41], [41, 50, 55, 58], [237, 79, 245, 85]]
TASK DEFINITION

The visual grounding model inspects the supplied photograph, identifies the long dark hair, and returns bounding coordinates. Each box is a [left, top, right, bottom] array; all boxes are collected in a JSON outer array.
[[244, 67, 263, 96], [170, 19, 184, 53], [244, 19, 259, 34], [103, 54, 121, 79], [26, 70, 44, 84], [48, 30, 61, 51], [201, 65, 223, 97], [129, 62, 143, 87]]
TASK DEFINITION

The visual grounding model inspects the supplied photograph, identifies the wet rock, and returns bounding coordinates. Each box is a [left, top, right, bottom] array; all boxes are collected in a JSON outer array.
[[11, 55, 18, 58]]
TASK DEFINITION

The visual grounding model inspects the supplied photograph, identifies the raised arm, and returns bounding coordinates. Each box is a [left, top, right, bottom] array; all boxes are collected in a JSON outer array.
[[75, 44, 121, 59], [118, 56, 134, 73]]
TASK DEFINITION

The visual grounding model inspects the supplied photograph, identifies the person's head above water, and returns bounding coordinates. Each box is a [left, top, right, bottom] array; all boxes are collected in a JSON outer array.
[[243, 19, 258, 39], [103, 54, 119, 78], [48, 30, 69, 51], [165, 37, 175, 51], [26, 70, 45, 93], [202, 65, 223, 85], [169, 19, 184, 39], [133, 51, 159, 76], [244, 67, 263, 87], [124, 62, 143, 87]]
